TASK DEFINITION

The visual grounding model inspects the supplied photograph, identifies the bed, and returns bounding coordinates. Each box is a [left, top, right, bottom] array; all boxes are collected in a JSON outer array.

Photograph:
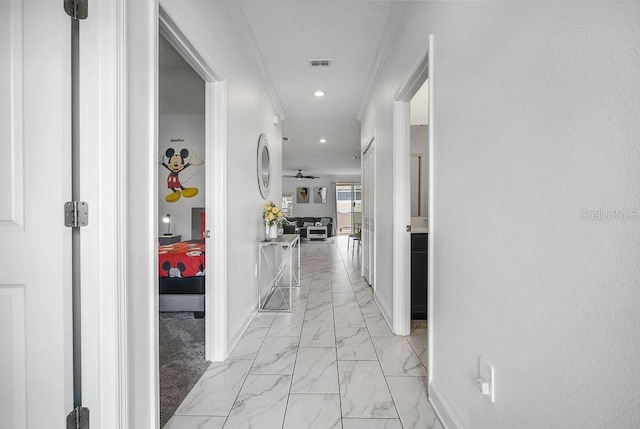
[[159, 207, 206, 317]]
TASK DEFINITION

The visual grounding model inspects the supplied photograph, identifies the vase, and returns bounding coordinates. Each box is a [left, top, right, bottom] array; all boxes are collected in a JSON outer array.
[[268, 224, 278, 239]]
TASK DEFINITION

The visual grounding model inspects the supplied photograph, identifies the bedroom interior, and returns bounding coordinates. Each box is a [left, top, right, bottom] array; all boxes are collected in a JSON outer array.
[[158, 32, 209, 426]]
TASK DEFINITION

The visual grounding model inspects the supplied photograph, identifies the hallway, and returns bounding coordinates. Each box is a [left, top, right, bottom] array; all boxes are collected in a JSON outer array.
[[165, 236, 441, 428]]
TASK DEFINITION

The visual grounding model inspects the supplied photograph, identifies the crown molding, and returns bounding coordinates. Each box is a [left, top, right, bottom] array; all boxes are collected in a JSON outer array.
[[225, 0, 287, 122], [356, 1, 408, 122]]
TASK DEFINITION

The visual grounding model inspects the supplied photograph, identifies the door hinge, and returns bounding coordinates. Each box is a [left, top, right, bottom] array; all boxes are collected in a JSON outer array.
[[64, 0, 88, 20], [66, 407, 90, 429], [65, 201, 89, 227]]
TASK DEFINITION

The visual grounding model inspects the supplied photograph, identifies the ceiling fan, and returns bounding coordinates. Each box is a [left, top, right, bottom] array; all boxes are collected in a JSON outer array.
[[284, 169, 320, 180]]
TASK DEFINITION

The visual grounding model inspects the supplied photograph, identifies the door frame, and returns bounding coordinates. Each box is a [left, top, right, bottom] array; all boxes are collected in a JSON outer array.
[[362, 137, 376, 288], [78, 0, 129, 426], [391, 36, 434, 346], [79, 1, 229, 427], [159, 6, 228, 362]]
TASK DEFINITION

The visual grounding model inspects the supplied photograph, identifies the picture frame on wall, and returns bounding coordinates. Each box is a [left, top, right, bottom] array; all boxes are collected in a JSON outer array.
[[314, 187, 327, 204], [297, 187, 310, 203]]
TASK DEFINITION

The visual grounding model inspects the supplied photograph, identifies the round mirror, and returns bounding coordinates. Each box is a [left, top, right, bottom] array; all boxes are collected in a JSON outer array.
[[257, 134, 270, 198]]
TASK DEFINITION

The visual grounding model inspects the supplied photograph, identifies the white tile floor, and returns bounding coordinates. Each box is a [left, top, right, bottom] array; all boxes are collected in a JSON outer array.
[[165, 236, 442, 429]]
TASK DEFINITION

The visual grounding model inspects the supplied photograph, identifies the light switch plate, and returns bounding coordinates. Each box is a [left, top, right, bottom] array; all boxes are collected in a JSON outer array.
[[479, 356, 495, 403]]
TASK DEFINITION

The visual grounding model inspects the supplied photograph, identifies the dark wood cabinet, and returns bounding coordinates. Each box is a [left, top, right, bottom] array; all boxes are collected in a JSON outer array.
[[411, 233, 428, 320]]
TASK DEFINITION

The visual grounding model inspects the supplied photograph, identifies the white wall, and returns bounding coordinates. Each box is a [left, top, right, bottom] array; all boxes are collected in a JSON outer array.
[[158, 114, 206, 238], [160, 0, 283, 349], [362, 1, 640, 427], [283, 175, 359, 218]]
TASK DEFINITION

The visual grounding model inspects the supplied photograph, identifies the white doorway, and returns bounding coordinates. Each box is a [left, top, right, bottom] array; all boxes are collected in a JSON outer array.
[[392, 36, 434, 363], [159, 8, 228, 362]]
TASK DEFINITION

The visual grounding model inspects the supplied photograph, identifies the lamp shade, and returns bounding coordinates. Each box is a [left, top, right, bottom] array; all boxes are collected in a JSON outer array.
[[162, 214, 171, 235]]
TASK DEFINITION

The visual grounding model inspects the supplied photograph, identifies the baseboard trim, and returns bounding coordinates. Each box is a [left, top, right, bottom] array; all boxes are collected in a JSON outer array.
[[429, 382, 464, 429], [227, 309, 257, 354], [376, 295, 393, 330]]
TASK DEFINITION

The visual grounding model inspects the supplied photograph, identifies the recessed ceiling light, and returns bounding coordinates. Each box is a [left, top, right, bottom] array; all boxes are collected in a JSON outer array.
[[319, 139, 327, 143], [314, 90, 325, 97]]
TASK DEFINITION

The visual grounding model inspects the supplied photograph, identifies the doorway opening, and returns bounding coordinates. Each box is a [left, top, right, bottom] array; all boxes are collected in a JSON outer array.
[[392, 37, 434, 387], [157, 7, 228, 426], [158, 30, 207, 427], [335, 183, 362, 235]]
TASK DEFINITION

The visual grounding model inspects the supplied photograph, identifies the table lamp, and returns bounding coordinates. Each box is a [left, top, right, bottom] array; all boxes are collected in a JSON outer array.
[[162, 214, 172, 235]]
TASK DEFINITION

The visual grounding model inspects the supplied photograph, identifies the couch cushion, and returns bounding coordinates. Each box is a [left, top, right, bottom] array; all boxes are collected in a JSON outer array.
[[286, 217, 303, 227], [282, 218, 297, 226]]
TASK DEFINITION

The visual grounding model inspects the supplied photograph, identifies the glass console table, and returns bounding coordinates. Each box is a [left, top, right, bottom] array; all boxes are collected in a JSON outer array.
[[258, 234, 300, 312]]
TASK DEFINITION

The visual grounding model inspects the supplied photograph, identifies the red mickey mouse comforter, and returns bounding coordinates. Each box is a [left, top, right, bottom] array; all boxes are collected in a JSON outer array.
[[158, 240, 205, 278]]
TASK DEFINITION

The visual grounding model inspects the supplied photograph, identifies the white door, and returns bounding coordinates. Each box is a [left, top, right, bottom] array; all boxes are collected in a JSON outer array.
[[362, 141, 375, 285], [0, 0, 73, 427]]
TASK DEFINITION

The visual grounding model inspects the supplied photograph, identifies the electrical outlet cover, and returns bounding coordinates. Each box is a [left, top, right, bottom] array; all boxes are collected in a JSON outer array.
[[479, 356, 495, 403]]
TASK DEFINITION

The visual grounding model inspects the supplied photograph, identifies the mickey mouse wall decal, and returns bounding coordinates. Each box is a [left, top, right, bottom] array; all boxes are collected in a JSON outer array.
[[159, 147, 202, 203]]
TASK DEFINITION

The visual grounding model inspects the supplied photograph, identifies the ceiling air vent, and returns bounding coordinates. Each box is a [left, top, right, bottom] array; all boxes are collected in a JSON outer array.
[[309, 59, 331, 67]]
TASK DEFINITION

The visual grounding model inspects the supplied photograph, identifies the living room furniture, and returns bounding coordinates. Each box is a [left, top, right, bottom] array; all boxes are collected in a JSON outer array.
[[349, 230, 362, 257], [258, 234, 300, 312], [347, 224, 361, 251], [307, 226, 327, 240], [282, 217, 333, 238], [411, 233, 428, 320]]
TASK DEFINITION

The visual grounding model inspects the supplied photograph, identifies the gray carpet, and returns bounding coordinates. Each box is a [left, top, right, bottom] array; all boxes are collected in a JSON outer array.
[[159, 312, 210, 428]]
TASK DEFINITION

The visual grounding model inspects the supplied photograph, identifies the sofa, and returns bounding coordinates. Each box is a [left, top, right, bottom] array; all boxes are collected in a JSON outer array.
[[283, 217, 334, 238]]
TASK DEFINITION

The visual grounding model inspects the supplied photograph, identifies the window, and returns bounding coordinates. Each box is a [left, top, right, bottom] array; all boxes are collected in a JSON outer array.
[[337, 190, 352, 201], [281, 193, 293, 216]]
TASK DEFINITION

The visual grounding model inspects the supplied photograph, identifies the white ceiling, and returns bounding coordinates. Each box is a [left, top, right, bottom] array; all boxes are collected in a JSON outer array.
[[159, 1, 404, 177], [239, 0, 398, 177]]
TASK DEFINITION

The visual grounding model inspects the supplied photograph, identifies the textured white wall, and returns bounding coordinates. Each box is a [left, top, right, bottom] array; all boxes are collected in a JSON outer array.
[[158, 114, 206, 239], [161, 0, 283, 349], [363, 0, 640, 427]]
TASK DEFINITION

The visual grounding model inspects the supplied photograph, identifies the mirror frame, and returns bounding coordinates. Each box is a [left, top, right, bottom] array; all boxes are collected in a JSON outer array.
[[257, 133, 270, 198]]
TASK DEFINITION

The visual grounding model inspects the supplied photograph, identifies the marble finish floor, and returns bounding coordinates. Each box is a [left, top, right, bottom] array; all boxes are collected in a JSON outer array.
[[165, 236, 442, 429]]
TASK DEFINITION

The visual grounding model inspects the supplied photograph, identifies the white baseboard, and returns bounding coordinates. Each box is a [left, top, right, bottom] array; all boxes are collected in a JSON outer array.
[[375, 295, 393, 330], [227, 309, 258, 354], [429, 382, 464, 429]]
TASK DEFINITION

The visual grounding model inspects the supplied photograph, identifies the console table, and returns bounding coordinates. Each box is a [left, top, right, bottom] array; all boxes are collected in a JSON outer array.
[[258, 234, 300, 312], [307, 225, 327, 240]]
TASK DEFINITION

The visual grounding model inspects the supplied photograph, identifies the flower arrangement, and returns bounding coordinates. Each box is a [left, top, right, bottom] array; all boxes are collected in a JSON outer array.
[[263, 200, 284, 226]]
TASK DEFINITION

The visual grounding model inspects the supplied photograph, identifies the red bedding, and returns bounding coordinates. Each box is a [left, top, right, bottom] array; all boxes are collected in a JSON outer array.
[[158, 240, 205, 278]]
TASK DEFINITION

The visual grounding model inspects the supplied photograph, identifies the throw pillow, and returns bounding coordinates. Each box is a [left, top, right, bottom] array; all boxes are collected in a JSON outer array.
[[320, 217, 331, 226], [302, 222, 314, 228]]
